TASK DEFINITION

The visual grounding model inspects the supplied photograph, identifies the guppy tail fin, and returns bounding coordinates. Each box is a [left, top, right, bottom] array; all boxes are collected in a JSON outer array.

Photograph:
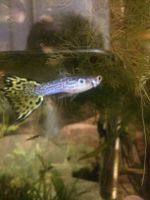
[[1, 75, 43, 122]]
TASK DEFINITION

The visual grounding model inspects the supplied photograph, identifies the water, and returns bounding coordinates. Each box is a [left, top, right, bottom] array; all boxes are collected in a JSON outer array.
[[0, 1, 149, 200]]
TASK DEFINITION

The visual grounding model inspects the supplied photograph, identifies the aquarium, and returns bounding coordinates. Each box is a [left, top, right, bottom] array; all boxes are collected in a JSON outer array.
[[0, 1, 149, 200]]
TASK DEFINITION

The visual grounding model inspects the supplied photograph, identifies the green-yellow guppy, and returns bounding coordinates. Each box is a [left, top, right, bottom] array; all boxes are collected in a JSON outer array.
[[0, 74, 102, 122]]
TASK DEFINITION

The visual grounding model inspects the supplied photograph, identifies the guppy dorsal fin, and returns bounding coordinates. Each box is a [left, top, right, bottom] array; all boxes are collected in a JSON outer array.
[[1, 75, 43, 122]]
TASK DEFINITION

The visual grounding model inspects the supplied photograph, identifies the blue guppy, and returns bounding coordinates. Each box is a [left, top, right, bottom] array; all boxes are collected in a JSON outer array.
[[1, 74, 102, 121]]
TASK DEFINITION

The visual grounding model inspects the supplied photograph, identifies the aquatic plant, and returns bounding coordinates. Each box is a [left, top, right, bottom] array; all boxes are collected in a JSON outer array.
[[0, 145, 87, 200]]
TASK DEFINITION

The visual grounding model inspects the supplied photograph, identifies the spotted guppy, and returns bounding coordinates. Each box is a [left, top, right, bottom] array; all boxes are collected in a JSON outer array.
[[0, 74, 102, 122]]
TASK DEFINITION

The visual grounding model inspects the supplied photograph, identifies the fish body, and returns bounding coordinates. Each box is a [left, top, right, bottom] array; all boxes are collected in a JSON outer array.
[[34, 75, 102, 96], [1, 75, 102, 122]]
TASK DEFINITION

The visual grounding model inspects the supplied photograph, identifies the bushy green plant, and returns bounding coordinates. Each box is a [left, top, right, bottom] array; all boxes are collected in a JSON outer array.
[[0, 150, 87, 200]]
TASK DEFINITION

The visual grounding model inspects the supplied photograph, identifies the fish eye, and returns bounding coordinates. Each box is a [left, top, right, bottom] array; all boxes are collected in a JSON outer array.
[[97, 75, 102, 81], [78, 78, 85, 84]]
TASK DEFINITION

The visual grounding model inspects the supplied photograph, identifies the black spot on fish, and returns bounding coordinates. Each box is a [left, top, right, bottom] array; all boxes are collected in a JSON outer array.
[[19, 114, 26, 120], [11, 90, 17, 95], [29, 101, 33, 105], [13, 91, 17, 95], [16, 86, 22, 89], [16, 80, 22, 85], [6, 82, 13, 87], [36, 98, 41, 105]]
